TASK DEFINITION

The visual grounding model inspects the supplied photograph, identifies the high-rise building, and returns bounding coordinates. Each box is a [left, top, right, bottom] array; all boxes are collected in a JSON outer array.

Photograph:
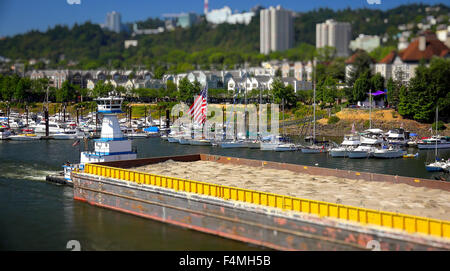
[[316, 19, 351, 57], [177, 13, 199, 28], [260, 6, 294, 55], [105, 11, 122, 33]]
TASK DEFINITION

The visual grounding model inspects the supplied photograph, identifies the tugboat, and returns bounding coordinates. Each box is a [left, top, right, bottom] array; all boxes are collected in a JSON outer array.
[[62, 93, 137, 184]]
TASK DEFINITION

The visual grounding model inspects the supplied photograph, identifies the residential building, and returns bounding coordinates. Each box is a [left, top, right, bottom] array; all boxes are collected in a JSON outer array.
[[374, 32, 450, 84], [105, 11, 121, 33], [260, 6, 294, 54], [436, 25, 450, 48], [316, 19, 352, 57], [206, 6, 255, 25], [124, 40, 138, 49], [349, 34, 380, 53], [165, 18, 177, 31], [398, 36, 410, 51], [177, 13, 199, 28], [293, 61, 313, 82], [132, 23, 164, 36]]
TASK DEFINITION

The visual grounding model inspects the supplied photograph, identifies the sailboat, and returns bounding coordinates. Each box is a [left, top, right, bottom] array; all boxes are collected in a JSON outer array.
[[300, 60, 328, 154], [425, 107, 448, 171], [218, 86, 248, 148]]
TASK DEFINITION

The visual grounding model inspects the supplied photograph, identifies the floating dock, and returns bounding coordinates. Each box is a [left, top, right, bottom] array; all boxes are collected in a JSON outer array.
[[71, 154, 450, 251]]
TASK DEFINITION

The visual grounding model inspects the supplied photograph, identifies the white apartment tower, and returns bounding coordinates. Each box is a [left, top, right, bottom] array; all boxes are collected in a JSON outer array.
[[106, 11, 121, 33], [260, 6, 294, 55], [316, 19, 351, 57]]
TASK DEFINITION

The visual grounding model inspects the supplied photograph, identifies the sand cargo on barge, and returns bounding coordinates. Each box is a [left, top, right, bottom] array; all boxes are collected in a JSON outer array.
[[71, 154, 450, 251]]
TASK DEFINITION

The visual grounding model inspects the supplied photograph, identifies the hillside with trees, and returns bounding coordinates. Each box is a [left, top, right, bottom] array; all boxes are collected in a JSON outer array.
[[0, 3, 448, 73]]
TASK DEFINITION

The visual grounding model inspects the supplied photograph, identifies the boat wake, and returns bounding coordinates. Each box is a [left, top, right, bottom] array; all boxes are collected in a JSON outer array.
[[0, 162, 58, 182]]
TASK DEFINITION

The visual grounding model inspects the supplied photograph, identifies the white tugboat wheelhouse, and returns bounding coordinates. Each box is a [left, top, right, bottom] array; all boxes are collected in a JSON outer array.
[[80, 95, 137, 163], [64, 93, 137, 182]]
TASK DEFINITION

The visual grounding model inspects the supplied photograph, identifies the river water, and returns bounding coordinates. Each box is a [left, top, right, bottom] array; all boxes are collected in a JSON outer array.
[[0, 138, 448, 251]]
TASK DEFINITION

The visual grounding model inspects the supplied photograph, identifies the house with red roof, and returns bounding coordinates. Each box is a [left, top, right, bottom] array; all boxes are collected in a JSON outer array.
[[374, 32, 449, 84]]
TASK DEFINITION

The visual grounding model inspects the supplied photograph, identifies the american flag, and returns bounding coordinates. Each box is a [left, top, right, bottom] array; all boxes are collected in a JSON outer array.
[[188, 86, 208, 124]]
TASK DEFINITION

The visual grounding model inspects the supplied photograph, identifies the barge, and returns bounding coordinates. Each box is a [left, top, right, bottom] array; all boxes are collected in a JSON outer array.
[[71, 154, 450, 251]]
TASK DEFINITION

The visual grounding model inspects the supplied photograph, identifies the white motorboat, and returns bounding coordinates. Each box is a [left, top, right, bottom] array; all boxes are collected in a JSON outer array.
[[261, 141, 297, 151], [348, 131, 385, 159], [418, 136, 450, 149], [34, 121, 65, 134], [53, 133, 77, 140], [168, 136, 180, 143], [9, 134, 41, 141], [273, 143, 297, 151], [330, 134, 361, 157], [386, 128, 408, 146], [189, 139, 211, 146], [178, 137, 191, 145], [372, 145, 405, 159], [348, 144, 379, 158], [127, 133, 149, 138], [246, 140, 261, 149], [0, 127, 11, 140], [300, 145, 327, 153], [219, 140, 248, 148]]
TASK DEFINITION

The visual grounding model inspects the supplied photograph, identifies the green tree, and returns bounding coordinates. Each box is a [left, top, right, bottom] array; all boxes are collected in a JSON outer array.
[[154, 66, 167, 79], [316, 46, 336, 62], [275, 69, 282, 78], [166, 80, 177, 99], [317, 76, 337, 106], [177, 77, 194, 102], [271, 79, 297, 108], [371, 73, 385, 91], [386, 77, 399, 107], [14, 78, 28, 102], [397, 85, 413, 118], [347, 51, 373, 87], [56, 81, 76, 102], [353, 71, 371, 102], [92, 81, 113, 98]]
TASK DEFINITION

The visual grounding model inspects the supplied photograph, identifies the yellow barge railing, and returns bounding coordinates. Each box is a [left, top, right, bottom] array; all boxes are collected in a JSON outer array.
[[82, 163, 450, 239]]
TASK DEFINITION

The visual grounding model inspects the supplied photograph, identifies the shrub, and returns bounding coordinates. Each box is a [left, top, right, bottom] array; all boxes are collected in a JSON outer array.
[[363, 120, 371, 129], [432, 121, 446, 131], [328, 115, 340, 124]]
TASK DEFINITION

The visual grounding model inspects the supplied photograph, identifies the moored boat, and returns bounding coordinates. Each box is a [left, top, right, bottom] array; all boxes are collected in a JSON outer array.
[[373, 146, 405, 159], [9, 134, 41, 141], [218, 140, 248, 148], [425, 159, 448, 172], [189, 139, 212, 146], [330, 134, 361, 157], [418, 136, 450, 149]]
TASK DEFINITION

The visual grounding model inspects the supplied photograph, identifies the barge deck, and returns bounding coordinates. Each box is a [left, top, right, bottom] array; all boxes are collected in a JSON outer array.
[[72, 154, 450, 251]]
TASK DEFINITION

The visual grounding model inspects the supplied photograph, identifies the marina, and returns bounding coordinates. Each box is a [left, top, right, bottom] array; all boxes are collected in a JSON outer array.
[[1, 96, 449, 251], [2, 133, 450, 250]]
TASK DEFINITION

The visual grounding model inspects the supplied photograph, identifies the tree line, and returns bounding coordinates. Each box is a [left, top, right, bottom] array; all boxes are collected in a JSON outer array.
[[1, 4, 448, 74]]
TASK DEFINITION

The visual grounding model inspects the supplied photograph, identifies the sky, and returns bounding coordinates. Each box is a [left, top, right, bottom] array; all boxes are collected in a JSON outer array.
[[0, 0, 446, 37]]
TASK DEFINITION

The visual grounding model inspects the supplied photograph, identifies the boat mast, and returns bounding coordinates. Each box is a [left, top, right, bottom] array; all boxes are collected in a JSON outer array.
[[369, 88, 372, 129], [313, 59, 316, 142], [435, 106, 438, 159]]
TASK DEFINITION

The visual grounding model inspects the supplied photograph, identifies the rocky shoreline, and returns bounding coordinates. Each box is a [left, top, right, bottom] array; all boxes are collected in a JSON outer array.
[[284, 109, 449, 138]]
